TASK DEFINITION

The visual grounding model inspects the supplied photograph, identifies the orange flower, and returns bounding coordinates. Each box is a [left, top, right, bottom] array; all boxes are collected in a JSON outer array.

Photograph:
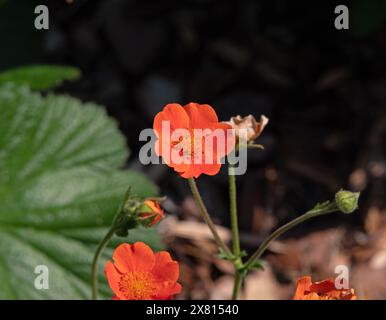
[[138, 200, 165, 227], [293, 276, 356, 300], [153, 103, 235, 178], [105, 242, 181, 300]]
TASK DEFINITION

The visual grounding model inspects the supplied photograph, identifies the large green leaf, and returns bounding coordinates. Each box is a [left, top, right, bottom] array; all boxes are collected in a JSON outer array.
[[0, 65, 81, 90], [0, 84, 160, 299]]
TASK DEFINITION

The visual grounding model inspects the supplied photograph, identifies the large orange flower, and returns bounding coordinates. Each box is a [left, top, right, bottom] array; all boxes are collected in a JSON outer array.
[[105, 242, 181, 300], [293, 276, 356, 300], [153, 103, 235, 178]]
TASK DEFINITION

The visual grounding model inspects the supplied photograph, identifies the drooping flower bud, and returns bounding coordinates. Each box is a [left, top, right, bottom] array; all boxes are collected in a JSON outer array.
[[225, 114, 269, 143], [137, 200, 165, 227], [335, 190, 360, 214]]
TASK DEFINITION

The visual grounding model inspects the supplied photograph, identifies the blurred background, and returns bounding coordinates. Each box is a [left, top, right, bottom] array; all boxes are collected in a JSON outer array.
[[1, 0, 386, 299]]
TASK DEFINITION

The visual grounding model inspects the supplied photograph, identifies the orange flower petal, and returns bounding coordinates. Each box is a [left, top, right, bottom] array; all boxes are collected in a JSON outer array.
[[184, 103, 218, 128], [105, 261, 123, 298], [154, 104, 190, 162], [154, 281, 182, 300], [293, 275, 357, 300], [112, 242, 155, 273], [140, 200, 165, 226], [215, 122, 235, 157], [310, 278, 336, 294], [293, 276, 312, 300], [153, 251, 180, 283], [302, 292, 323, 300], [144, 200, 160, 212], [179, 163, 222, 178], [201, 163, 222, 176], [153, 103, 190, 136]]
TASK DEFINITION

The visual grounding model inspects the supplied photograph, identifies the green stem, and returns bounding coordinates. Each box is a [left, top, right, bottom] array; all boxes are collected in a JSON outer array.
[[229, 142, 265, 299], [244, 203, 338, 270], [229, 165, 240, 257], [91, 226, 115, 300], [232, 273, 243, 300], [91, 188, 134, 299], [229, 165, 243, 300], [187, 178, 232, 257], [247, 144, 264, 150]]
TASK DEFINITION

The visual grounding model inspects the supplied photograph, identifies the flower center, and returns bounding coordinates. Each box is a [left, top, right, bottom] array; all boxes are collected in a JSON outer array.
[[171, 131, 208, 161], [119, 271, 156, 300]]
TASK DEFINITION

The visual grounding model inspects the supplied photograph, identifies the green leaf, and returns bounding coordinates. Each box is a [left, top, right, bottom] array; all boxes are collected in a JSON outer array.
[[217, 248, 233, 260], [0, 84, 160, 299], [0, 65, 81, 90], [245, 259, 265, 272], [312, 200, 332, 211]]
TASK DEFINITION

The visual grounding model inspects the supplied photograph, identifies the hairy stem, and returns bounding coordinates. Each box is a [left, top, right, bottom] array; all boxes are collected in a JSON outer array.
[[229, 165, 243, 300], [244, 203, 338, 270], [229, 165, 241, 257], [91, 227, 115, 300], [188, 178, 232, 257], [232, 273, 243, 300]]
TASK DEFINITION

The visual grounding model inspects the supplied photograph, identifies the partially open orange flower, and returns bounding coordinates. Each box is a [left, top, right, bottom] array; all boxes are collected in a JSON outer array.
[[105, 242, 181, 300], [138, 200, 165, 227], [293, 276, 356, 300], [153, 103, 235, 178]]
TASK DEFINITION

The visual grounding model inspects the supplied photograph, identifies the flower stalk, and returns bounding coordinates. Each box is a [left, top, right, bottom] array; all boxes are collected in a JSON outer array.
[[229, 164, 244, 300], [187, 178, 232, 257], [244, 191, 359, 272], [188, 175, 247, 300], [231, 273, 243, 300], [229, 165, 241, 258], [91, 194, 127, 300], [91, 226, 115, 300]]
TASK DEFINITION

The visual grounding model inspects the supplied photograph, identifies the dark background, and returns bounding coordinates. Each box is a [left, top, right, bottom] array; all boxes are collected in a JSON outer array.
[[1, 0, 386, 299]]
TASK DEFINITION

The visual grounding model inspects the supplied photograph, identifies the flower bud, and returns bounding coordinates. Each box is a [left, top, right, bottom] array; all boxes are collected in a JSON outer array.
[[226, 114, 268, 143], [137, 200, 165, 227], [335, 190, 360, 214]]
